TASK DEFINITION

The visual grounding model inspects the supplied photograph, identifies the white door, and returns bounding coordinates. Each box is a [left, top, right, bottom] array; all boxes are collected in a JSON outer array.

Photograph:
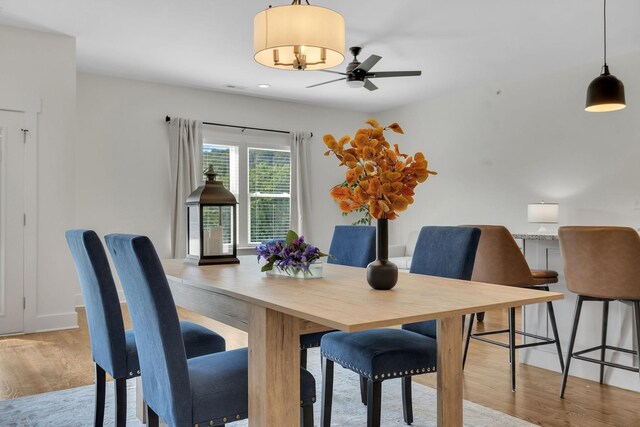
[[0, 111, 25, 334]]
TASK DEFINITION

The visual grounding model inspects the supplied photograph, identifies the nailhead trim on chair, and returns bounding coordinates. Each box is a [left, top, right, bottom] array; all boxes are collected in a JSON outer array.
[[126, 369, 141, 379], [193, 396, 317, 427], [321, 350, 436, 380], [197, 413, 246, 427]]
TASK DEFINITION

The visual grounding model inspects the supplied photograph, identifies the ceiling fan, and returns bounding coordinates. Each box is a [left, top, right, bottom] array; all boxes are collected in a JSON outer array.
[[306, 46, 422, 91]]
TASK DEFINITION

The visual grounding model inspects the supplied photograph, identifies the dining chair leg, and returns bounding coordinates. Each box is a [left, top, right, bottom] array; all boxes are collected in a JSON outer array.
[[146, 403, 159, 427], [633, 301, 640, 384], [359, 375, 368, 405], [114, 378, 127, 427], [321, 357, 334, 427], [547, 300, 565, 372], [508, 307, 516, 391], [366, 380, 382, 427], [93, 364, 106, 427], [301, 403, 314, 427], [599, 300, 610, 384], [300, 348, 308, 369], [401, 376, 413, 425], [560, 296, 584, 398], [463, 313, 475, 369]]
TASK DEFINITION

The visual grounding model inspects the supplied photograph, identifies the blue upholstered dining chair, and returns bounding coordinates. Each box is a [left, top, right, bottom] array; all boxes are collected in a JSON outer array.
[[327, 225, 377, 268], [401, 226, 482, 339], [66, 230, 227, 427], [299, 225, 376, 369], [320, 226, 481, 427], [104, 233, 317, 427]]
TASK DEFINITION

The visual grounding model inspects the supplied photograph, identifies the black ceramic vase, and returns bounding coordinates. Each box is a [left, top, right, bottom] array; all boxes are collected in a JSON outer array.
[[366, 218, 398, 290]]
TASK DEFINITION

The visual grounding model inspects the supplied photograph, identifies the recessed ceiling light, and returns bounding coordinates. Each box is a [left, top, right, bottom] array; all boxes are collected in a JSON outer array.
[[258, 84, 271, 88]]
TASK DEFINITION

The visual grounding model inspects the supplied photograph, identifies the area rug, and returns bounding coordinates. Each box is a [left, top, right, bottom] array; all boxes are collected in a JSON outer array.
[[0, 348, 533, 426]]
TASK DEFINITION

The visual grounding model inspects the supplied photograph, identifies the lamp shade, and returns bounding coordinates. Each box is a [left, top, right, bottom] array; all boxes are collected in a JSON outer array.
[[254, 4, 344, 70], [527, 202, 559, 224], [585, 65, 626, 112]]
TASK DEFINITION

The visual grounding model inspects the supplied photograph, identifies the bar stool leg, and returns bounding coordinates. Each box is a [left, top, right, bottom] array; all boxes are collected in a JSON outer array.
[[560, 296, 584, 398], [633, 301, 640, 384], [599, 301, 609, 384], [508, 307, 516, 391], [463, 313, 475, 369], [547, 300, 565, 372]]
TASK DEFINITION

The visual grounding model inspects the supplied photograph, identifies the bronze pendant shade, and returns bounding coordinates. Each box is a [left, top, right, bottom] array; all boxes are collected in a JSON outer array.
[[585, 0, 626, 112], [585, 65, 625, 112]]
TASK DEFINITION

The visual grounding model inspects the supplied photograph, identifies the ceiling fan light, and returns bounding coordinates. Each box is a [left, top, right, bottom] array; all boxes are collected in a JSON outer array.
[[346, 79, 365, 88], [254, 4, 345, 71]]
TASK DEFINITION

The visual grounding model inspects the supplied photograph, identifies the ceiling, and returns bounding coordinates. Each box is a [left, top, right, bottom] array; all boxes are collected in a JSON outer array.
[[0, 0, 639, 113]]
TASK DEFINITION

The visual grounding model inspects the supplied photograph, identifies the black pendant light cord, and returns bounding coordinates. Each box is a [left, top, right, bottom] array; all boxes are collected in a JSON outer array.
[[602, 0, 609, 74], [603, 0, 607, 65]]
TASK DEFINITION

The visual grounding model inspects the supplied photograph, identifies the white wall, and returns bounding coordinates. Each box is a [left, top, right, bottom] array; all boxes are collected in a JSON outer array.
[[0, 25, 77, 331], [377, 52, 640, 244], [75, 73, 367, 262], [16, 24, 640, 333]]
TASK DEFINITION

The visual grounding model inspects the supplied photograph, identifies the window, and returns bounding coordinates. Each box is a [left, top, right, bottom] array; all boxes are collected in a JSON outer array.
[[248, 148, 291, 243], [202, 145, 239, 245], [202, 134, 291, 247]]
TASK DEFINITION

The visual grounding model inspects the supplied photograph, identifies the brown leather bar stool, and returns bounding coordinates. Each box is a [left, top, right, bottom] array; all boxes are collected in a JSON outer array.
[[462, 225, 564, 390], [559, 226, 640, 397]]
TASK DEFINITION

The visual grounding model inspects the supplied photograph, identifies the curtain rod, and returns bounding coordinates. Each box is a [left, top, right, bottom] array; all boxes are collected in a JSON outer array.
[[165, 116, 312, 137]]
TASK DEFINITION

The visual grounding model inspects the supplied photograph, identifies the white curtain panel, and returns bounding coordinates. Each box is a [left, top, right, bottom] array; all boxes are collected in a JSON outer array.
[[290, 132, 312, 240], [168, 117, 203, 258]]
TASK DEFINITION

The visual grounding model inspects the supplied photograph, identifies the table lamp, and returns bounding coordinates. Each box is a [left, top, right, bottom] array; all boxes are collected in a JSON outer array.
[[528, 201, 559, 234]]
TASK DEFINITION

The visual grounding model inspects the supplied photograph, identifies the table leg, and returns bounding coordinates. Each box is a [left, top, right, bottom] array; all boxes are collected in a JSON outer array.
[[135, 377, 147, 424], [248, 306, 300, 427], [437, 315, 463, 427]]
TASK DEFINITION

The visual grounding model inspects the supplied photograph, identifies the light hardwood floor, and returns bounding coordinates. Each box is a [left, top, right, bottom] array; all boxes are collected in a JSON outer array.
[[1, 306, 639, 426]]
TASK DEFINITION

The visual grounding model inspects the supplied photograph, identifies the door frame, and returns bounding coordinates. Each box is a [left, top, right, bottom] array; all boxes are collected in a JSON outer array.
[[1, 95, 40, 333]]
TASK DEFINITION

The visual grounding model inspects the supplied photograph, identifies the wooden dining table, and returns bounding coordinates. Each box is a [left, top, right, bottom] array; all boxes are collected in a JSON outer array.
[[156, 257, 562, 426]]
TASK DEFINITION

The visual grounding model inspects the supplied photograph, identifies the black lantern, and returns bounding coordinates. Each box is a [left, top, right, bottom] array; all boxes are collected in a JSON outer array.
[[185, 165, 239, 265]]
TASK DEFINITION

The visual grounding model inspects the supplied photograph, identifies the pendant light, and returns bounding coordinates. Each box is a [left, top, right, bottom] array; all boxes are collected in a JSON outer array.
[[585, 0, 626, 112], [254, 0, 345, 71]]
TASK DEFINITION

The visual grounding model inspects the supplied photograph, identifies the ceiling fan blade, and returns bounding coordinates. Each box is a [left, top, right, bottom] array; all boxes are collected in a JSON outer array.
[[364, 79, 378, 91], [306, 77, 347, 89], [320, 70, 348, 76], [354, 55, 382, 73], [367, 71, 422, 78]]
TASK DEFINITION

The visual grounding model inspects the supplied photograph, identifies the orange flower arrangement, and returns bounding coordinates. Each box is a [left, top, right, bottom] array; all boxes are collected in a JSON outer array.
[[324, 119, 437, 220]]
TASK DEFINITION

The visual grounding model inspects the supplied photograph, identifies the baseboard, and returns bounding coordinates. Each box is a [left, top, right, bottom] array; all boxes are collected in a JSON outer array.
[[33, 312, 79, 333], [522, 347, 640, 393], [75, 290, 126, 308]]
